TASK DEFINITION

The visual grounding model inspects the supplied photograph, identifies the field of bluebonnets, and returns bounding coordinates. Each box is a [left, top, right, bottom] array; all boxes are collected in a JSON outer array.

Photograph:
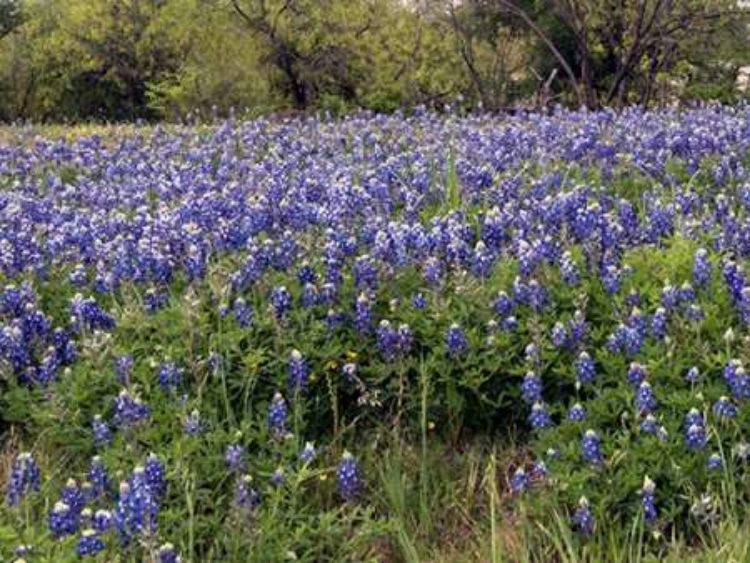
[[0, 106, 749, 562]]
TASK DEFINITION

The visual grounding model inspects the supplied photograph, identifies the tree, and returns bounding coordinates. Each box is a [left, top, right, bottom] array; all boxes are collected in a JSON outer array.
[[493, 0, 749, 108], [0, 0, 23, 40], [230, 0, 375, 109], [445, 0, 535, 110]]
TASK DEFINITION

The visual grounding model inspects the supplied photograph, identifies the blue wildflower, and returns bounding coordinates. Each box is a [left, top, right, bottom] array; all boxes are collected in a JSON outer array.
[[337, 451, 362, 501], [573, 496, 594, 535], [446, 323, 468, 358], [76, 529, 105, 557], [5, 452, 41, 506], [510, 468, 529, 494], [521, 372, 543, 404], [568, 403, 586, 422], [581, 430, 603, 465], [575, 352, 597, 386]]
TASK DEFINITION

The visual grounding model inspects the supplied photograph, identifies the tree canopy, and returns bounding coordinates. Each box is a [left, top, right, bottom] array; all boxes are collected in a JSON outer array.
[[0, 0, 747, 121]]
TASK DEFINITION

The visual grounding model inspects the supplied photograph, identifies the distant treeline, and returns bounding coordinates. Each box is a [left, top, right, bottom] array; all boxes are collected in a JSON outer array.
[[0, 0, 748, 122]]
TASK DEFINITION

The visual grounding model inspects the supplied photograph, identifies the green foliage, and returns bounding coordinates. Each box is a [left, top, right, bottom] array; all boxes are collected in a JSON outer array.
[[0, 0, 747, 121]]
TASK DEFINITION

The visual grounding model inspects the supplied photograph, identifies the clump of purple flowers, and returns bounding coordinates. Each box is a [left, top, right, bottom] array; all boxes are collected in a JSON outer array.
[[640, 476, 657, 526], [6, 452, 41, 506], [287, 349, 308, 393], [337, 451, 362, 501], [112, 389, 150, 428], [267, 392, 288, 438], [575, 352, 596, 386], [446, 323, 468, 358], [521, 372, 543, 404], [573, 496, 594, 536], [581, 429, 603, 465]]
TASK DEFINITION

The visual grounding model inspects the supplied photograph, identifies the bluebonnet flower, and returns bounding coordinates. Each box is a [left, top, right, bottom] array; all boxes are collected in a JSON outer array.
[[114, 473, 158, 546], [661, 284, 680, 310], [493, 291, 514, 317], [569, 310, 587, 345], [115, 354, 134, 384], [397, 323, 413, 356], [297, 263, 317, 285], [412, 293, 427, 309], [501, 316, 518, 332], [92, 414, 112, 448], [626, 363, 647, 387], [513, 277, 528, 306], [354, 254, 378, 289], [693, 249, 711, 287], [158, 542, 182, 563], [158, 362, 182, 392], [87, 457, 109, 500], [270, 286, 292, 320], [560, 252, 579, 286], [92, 509, 112, 533], [76, 529, 105, 557], [635, 381, 657, 413], [472, 241, 495, 278], [355, 293, 373, 334], [423, 256, 442, 286], [640, 414, 658, 435], [144, 288, 169, 315], [510, 468, 529, 494], [372, 319, 399, 360], [301, 442, 317, 464], [713, 396, 738, 419], [112, 389, 150, 428], [268, 392, 288, 437], [651, 308, 668, 340], [626, 290, 642, 309], [641, 477, 657, 526], [301, 283, 319, 308], [234, 474, 261, 509], [581, 430, 603, 465], [575, 352, 596, 386], [184, 409, 203, 435], [602, 265, 621, 295], [233, 298, 253, 327], [531, 460, 548, 479], [684, 304, 704, 321], [287, 349, 308, 392], [145, 454, 166, 498], [225, 444, 246, 474], [568, 403, 586, 422], [271, 467, 286, 487], [14, 544, 33, 558], [527, 279, 548, 313], [679, 282, 695, 303], [685, 423, 707, 452], [6, 452, 41, 506], [521, 372, 543, 404], [524, 343, 540, 366], [551, 322, 568, 349], [529, 402, 552, 429], [685, 366, 701, 384], [684, 408, 704, 429], [446, 323, 468, 358], [337, 451, 362, 501], [70, 294, 115, 331], [723, 360, 749, 400], [49, 501, 78, 538], [706, 454, 723, 471], [572, 496, 594, 535]]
